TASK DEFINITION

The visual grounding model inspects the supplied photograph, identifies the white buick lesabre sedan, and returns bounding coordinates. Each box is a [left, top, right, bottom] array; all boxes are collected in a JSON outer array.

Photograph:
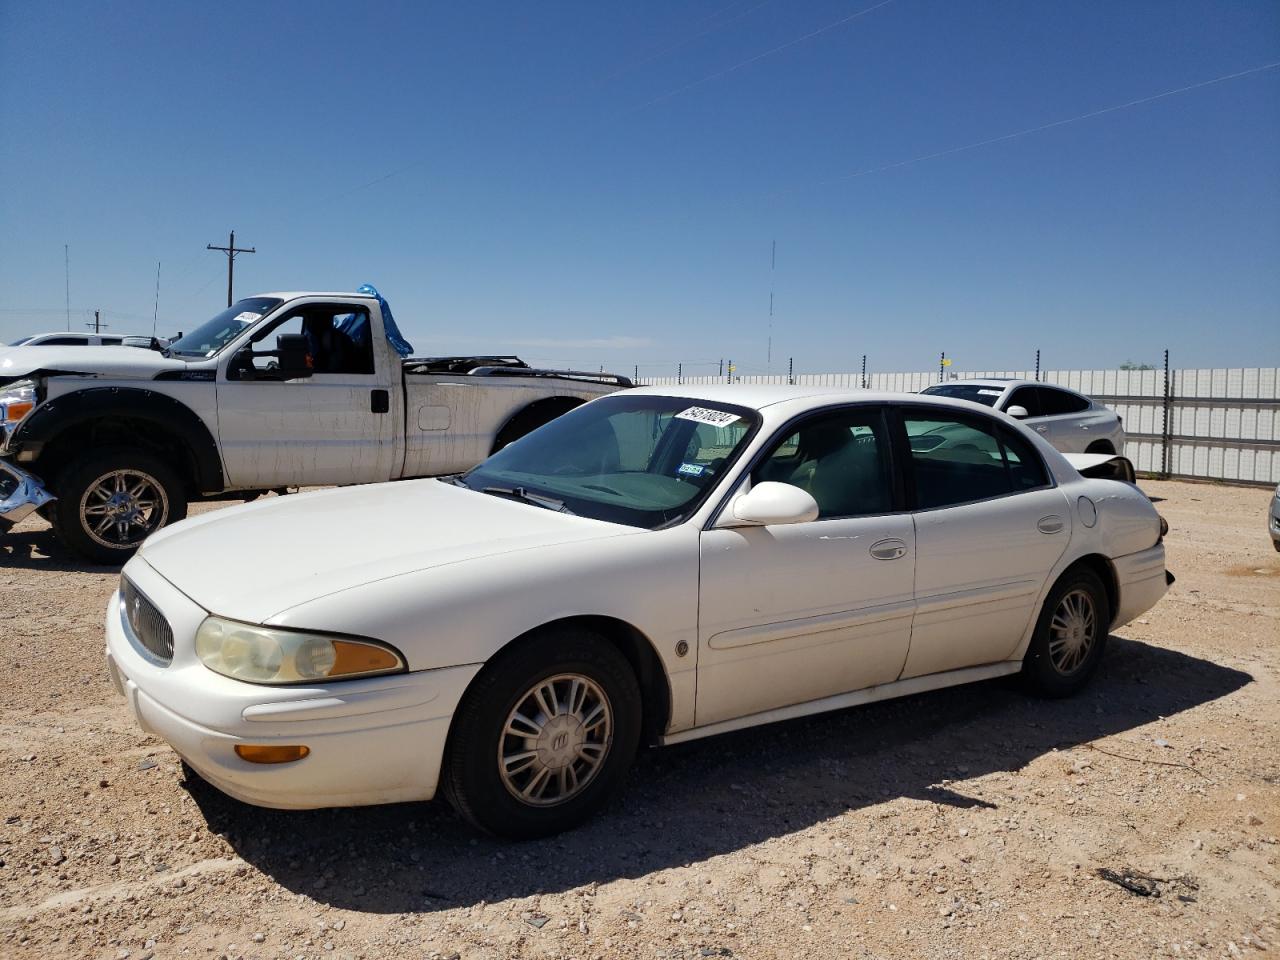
[[106, 386, 1172, 837]]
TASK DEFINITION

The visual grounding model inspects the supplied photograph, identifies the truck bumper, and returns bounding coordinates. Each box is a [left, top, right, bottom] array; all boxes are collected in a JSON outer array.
[[0, 458, 55, 527]]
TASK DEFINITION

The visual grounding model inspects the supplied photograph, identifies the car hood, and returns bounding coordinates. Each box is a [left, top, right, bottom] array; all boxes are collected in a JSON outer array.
[[139, 479, 637, 623], [0, 345, 188, 384]]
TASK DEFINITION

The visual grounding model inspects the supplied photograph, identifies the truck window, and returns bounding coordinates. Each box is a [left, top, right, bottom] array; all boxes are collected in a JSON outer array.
[[251, 305, 376, 375]]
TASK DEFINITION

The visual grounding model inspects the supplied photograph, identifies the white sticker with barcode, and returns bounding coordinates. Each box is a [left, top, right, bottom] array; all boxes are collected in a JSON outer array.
[[233, 312, 263, 324], [674, 406, 740, 427], [977, 388, 1002, 396]]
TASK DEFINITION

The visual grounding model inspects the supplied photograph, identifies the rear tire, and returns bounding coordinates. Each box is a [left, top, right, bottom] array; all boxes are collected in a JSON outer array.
[[50, 447, 187, 564], [1021, 567, 1109, 698], [443, 627, 641, 839]]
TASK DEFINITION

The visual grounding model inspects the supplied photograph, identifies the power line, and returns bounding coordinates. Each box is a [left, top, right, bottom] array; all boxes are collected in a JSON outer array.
[[631, 0, 899, 111], [206, 230, 256, 307], [595, 0, 776, 86], [779, 59, 1280, 196]]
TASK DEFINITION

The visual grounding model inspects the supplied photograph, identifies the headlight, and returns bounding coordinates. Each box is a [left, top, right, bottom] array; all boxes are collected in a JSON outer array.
[[194, 616, 406, 684], [0, 380, 36, 425]]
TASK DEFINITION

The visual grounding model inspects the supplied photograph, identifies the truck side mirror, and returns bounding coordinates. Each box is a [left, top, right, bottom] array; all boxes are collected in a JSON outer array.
[[274, 334, 314, 380]]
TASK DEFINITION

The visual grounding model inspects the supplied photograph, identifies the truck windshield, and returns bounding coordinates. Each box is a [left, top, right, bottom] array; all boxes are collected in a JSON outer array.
[[457, 394, 760, 529], [167, 298, 283, 358]]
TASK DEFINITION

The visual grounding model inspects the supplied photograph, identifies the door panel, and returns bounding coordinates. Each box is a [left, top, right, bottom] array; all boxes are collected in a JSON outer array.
[[215, 302, 401, 488], [904, 487, 1071, 677], [697, 516, 916, 725], [695, 404, 913, 727], [896, 405, 1070, 678]]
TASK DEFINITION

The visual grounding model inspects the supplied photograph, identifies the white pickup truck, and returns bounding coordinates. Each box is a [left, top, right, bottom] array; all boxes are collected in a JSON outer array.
[[0, 291, 628, 561]]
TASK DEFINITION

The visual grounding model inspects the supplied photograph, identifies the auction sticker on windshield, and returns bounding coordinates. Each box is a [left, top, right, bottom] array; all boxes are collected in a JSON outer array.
[[674, 406, 740, 427]]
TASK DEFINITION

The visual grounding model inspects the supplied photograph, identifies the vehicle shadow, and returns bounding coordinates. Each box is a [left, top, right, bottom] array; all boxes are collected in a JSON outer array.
[[184, 635, 1250, 915], [0, 524, 113, 573]]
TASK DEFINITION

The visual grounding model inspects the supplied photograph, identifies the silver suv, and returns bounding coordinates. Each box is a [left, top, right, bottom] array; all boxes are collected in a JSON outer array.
[[921, 379, 1125, 455]]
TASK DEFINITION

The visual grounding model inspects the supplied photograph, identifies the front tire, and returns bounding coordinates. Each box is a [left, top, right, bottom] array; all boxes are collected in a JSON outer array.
[[1021, 567, 1109, 698], [50, 447, 187, 564], [443, 627, 641, 839]]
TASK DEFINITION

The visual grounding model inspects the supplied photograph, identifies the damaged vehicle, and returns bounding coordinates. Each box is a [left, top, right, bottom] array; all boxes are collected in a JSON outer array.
[[0, 287, 627, 560], [105, 386, 1171, 838]]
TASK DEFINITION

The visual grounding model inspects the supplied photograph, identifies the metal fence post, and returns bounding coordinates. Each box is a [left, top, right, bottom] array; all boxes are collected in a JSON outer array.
[[861, 354, 867, 389], [677, 362, 682, 385], [1161, 349, 1172, 479], [939, 352, 946, 382], [1035, 349, 1041, 382], [788, 357, 794, 385]]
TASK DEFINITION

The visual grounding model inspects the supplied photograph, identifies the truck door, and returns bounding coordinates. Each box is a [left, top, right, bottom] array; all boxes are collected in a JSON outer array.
[[215, 299, 403, 488]]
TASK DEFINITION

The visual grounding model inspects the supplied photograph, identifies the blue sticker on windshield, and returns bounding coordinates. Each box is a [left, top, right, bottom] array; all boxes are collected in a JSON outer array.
[[678, 462, 705, 477]]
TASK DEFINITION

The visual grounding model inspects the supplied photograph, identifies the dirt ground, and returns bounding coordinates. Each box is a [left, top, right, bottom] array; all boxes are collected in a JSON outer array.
[[1, 479, 1277, 960]]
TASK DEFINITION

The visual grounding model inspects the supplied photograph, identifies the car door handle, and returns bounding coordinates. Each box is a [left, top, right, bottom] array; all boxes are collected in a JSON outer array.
[[371, 389, 390, 414], [869, 538, 908, 560], [1037, 515, 1065, 534], [1035, 425, 1048, 433]]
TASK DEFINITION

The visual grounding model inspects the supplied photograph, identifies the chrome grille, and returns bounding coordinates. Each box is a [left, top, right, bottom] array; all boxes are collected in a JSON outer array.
[[120, 577, 173, 664]]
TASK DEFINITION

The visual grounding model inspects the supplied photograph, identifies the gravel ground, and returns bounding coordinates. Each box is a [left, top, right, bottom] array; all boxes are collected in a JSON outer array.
[[1, 479, 1277, 960]]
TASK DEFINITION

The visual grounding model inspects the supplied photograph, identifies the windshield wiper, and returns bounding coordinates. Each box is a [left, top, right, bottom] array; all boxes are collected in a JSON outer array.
[[480, 485, 573, 514]]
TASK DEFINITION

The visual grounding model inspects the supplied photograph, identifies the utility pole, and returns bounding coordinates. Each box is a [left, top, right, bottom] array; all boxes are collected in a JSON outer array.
[[206, 230, 256, 307], [87, 310, 107, 334]]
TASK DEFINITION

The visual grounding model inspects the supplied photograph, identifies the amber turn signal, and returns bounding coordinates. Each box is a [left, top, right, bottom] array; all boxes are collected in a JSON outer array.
[[234, 744, 310, 764]]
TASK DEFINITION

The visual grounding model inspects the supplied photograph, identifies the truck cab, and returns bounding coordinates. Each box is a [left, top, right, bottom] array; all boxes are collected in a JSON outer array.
[[0, 291, 627, 561]]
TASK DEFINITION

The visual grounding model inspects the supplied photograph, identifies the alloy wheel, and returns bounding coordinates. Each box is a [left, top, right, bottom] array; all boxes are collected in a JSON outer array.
[[80, 469, 169, 550], [498, 673, 613, 807], [1048, 587, 1097, 675]]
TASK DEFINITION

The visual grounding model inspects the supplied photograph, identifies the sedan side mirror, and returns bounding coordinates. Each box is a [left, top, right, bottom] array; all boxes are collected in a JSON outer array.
[[1006, 404, 1029, 419], [727, 481, 819, 526]]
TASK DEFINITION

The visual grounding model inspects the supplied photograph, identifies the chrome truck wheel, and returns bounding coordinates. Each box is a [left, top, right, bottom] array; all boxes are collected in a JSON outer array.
[[80, 468, 169, 549], [50, 447, 187, 564]]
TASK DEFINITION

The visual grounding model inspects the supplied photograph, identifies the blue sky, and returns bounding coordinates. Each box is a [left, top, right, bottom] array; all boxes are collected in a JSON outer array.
[[1, 1, 1277, 377]]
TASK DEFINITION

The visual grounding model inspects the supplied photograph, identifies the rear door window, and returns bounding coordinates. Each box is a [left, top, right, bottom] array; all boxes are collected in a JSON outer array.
[[901, 409, 1050, 509], [1037, 387, 1090, 416]]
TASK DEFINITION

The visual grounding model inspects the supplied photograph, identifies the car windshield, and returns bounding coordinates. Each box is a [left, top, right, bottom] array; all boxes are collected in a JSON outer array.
[[457, 394, 760, 528], [166, 297, 283, 358], [7, 337, 31, 346], [920, 383, 1004, 407]]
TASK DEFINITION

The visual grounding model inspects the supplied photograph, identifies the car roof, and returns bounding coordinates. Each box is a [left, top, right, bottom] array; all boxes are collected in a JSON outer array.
[[625, 383, 1022, 414]]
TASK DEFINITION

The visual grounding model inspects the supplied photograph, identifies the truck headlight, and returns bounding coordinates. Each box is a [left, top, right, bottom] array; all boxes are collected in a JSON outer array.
[[194, 616, 406, 684], [0, 380, 36, 425]]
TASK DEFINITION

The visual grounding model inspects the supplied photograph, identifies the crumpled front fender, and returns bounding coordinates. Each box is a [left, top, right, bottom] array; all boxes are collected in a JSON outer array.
[[0, 458, 55, 526]]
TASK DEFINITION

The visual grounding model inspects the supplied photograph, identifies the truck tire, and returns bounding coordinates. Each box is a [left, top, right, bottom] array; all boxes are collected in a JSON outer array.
[[50, 447, 188, 564]]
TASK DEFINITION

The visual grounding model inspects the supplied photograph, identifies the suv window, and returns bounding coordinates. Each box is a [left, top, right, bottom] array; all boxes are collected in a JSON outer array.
[[38, 336, 89, 346], [1005, 386, 1042, 417], [754, 407, 894, 518], [903, 410, 1049, 509], [1037, 387, 1090, 416], [249, 304, 375, 375]]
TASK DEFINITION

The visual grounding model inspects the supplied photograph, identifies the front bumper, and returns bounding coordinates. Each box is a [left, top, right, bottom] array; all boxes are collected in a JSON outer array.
[[105, 557, 482, 809], [0, 458, 54, 526]]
